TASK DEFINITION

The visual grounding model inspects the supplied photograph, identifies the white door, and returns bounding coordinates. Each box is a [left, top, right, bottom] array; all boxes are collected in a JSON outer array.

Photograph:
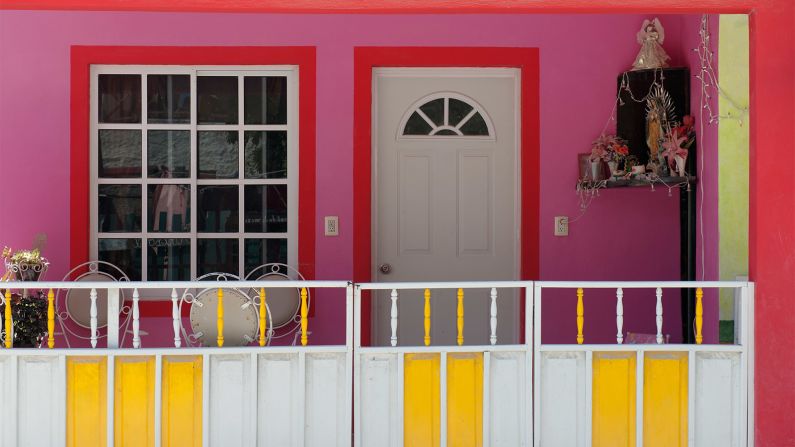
[[373, 68, 520, 346]]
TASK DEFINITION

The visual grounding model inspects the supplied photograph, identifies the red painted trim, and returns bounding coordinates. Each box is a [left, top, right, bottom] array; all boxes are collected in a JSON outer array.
[[353, 47, 540, 346], [70, 46, 316, 280]]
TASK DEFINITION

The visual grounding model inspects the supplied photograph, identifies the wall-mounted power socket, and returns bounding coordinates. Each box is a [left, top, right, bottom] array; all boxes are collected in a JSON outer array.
[[554, 216, 569, 236], [324, 216, 339, 236]]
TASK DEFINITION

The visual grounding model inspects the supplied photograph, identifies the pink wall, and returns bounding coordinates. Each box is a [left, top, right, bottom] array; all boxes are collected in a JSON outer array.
[[0, 11, 717, 345]]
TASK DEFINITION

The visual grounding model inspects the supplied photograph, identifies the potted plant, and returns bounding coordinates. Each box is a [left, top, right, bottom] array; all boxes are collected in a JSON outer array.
[[591, 134, 630, 178], [2, 247, 50, 348]]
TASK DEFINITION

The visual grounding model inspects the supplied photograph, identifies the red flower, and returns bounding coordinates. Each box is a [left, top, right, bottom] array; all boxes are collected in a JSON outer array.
[[682, 115, 694, 128], [615, 145, 629, 156]]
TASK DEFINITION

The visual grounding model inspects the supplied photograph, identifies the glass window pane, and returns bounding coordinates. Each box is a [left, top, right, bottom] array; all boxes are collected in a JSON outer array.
[[459, 112, 489, 136], [147, 184, 190, 232], [98, 130, 141, 178], [244, 131, 286, 179], [198, 131, 238, 179], [197, 239, 239, 276], [146, 238, 191, 281], [244, 76, 287, 125], [419, 98, 444, 126], [98, 185, 141, 232], [403, 111, 433, 135], [244, 238, 287, 276], [147, 75, 190, 124], [98, 238, 142, 280], [98, 74, 141, 123], [198, 185, 238, 232], [448, 98, 474, 127], [148, 130, 190, 178], [197, 76, 238, 124], [244, 185, 287, 233]]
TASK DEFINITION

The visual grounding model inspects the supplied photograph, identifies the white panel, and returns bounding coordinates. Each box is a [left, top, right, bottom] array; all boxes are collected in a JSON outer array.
[[305, 353, 347, 447], [399, 155, 431, 253], [258, 353, 300, 447], [489, 351, 525, 446], [359, 354, 399, 447], [458, 154, 491, 254], [18, 356, 64, 447], [209, 354, 252, 447], [694, 352, 742, 447], [0, 357, 12, 447], [539, 352, 586, 447]]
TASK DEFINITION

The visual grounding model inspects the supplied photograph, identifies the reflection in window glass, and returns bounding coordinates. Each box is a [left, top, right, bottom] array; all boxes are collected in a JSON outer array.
[[244, 76, 287, 125], [147, 238, 191, 281], [198, 185, 239, 232], [198, 239, 239, 276], [197, 76, 238, 124], [198, 131, 239, 179], [98, 74, 141, 123], [403, 112, 433, 135], [98, 130, 141, 178], [419, 98, 444, 126], [148, 130, 190, 178], [244, 131, 287, 179], [148, 184, 190, 232], [98, 185, 141, 232], [244, 185, 287, 233], [448, 98, 474, 127], [459, 112, 489, 136], [98, 239, 142, 280], [244, 239, 287, 276], [148, 75, 190, 124]]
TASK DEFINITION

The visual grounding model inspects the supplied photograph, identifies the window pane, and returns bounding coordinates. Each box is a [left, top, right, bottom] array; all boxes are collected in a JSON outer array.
[[403, 111, 433, 135], [448, 98, 474, 127], [244, 185, 287, 233], [244, 238, 287, 276], [419, 98, 444, 126], [98, 130, 141, 178], [98, 185, 141, 232], [244, 131, 287, 179], [99, 74, 141, 123], [98, 238, 142, 280], [459, 112, 489, 136], [198, 131, 239, 179], [198, 185, 238, 232], [147, 75, 190, 124], [146, 238, 191, 281], [148, 184, 190, 232], [198, 239, 239, 276], [148, 130, 190, 178], [244, 76, 287, 125], [197, 76, 238, 124]]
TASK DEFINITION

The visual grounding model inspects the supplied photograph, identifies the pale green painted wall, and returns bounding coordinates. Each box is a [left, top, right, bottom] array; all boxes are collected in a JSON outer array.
[[718, 14, 750, 321]]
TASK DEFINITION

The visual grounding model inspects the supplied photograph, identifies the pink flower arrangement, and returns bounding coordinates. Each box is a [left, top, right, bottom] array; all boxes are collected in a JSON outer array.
[[661, 115, 696, 172], [590, 134, 630, 163]]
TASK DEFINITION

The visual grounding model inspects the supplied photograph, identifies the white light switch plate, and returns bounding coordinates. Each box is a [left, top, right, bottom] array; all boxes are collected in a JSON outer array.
[[554, 216, 569, 236], [324, 216, 339, 236]]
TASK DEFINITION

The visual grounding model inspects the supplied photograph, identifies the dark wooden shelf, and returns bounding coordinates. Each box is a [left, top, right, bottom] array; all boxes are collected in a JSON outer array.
[[578, 176, 697, 190]]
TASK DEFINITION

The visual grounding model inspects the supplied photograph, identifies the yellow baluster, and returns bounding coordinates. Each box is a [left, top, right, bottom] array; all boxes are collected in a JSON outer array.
[[300, 288, 308, 346], [259, 288, 267, 347], [424, 289, 431, 347], [47, 289, 55, 348], [457, 288, 464, 346], [4, 289, 11, 349], [695, 287, 704, 345], [217, 288, 224, 347], [576, 288, 584, 345]]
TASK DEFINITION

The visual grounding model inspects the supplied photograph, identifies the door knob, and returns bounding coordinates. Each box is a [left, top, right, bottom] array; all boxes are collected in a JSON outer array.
[[379, 263, 392, 274]]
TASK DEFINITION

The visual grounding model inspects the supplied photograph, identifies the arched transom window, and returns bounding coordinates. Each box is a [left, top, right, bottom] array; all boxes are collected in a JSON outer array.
[[399, 92, 494, 138]]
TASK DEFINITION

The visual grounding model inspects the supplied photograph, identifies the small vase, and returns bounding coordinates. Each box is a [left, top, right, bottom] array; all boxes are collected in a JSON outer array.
[[607, 161, 619, 177], [674, 155, 687, 177], [590, 161, 605, 181]]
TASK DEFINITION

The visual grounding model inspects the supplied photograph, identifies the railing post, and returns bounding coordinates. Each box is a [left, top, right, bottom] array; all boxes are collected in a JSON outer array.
[[390, 289, 398, 347], [107, 287, 120, 348], [217, 288, 225, 347], [4, 288, 12, 348], [616, 287, 624, 344], [656, 287, 663, 344], [695, 287, 703, 344], [457, 288, 464, 346], [424, 288, 431, 347], [172, 288, 181, 348], [576, 288, 584, 345], [132, 288, 140, 348], [490, 288, 498, 345], [259, 288, 267, 347], [47, 289, 55, 348], [300, 287, 308, 346], [90, 288, 98, 348]]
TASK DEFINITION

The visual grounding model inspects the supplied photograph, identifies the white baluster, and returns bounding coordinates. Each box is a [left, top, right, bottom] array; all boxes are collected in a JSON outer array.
[[616, 288, 624, 344], [132, 288, 141, 348], [89, 288, 98, 348], [656, 287, 663, 344], [172, 288, 181, 348], [390, 289, 398, 347], [490, 288, 498, 345]]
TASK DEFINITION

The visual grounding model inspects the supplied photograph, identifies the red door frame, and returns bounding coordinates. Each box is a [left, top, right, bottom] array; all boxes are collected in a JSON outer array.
[[70, 46, 317, 281], [353, 47, 540, 346]]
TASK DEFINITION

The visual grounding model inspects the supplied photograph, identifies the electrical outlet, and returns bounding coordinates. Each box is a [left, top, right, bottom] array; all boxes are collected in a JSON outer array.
[[324, 216, 339, 236], [554, 216, 569, 236]]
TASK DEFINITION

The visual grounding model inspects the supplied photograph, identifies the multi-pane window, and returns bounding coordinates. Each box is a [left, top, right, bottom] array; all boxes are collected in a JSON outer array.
[[91, 66, 298, 281]]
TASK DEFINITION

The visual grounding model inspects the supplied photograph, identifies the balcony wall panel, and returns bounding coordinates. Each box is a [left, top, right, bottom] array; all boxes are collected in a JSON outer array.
[[114, 356, 156, 447], [488, 351, 526, 446], [539, 352, 586, 447], [66, 356, 107, 447], [18, 355, 65, 447], [359, 353, 400, 447], [209, 354, 253, 446], [694, 352, 742, 447]]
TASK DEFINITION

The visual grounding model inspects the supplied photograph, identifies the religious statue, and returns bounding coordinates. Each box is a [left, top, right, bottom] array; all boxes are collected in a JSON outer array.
[[632, 18, 671, 70]]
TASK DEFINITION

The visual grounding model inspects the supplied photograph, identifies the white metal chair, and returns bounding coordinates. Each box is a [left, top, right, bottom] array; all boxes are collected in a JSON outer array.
[[244, 263, 310, 345]]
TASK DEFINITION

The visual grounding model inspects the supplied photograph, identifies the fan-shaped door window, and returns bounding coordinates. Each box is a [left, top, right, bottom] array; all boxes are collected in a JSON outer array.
[[400, 93, 494, 138]]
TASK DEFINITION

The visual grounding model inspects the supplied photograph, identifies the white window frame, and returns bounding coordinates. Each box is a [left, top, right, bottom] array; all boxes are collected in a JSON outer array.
[[89, 65, 299, 281]]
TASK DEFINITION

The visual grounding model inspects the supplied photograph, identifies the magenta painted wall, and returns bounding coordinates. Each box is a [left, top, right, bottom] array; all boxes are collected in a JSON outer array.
[[0, 11, 719, 346]]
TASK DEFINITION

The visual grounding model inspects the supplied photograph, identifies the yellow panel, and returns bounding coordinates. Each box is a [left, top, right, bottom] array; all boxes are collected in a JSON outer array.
[[643, 353, 688, 447], [447, 353, 483, 447], [404, 353, 440, 447], [67, 356, 108, 447], [162, 356, 203, 447], [592, 352, 636, 447], [115, 356, 155, 447]]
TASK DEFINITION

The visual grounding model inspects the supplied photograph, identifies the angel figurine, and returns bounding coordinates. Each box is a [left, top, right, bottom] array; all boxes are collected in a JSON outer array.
[[632, 18, 671, 70]]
